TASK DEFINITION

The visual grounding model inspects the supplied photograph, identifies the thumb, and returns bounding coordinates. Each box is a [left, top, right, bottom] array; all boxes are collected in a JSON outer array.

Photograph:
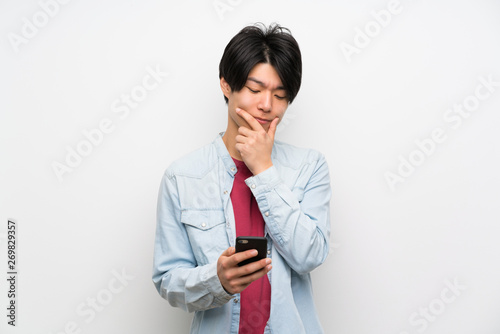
[[268, 117, 279, 139], [221, 247, 235, 257]]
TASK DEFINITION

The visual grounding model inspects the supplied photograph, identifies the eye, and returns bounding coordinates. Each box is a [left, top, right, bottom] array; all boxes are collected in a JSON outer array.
[[246, 86, 259, 93], [275, 95, 286, 100]]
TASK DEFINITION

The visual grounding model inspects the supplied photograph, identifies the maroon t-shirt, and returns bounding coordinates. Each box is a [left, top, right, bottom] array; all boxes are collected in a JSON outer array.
[[231, 158, 271, 334]]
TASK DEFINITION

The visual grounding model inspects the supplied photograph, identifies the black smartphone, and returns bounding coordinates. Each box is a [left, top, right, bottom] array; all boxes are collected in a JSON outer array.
[[235, 236, 267, 267]]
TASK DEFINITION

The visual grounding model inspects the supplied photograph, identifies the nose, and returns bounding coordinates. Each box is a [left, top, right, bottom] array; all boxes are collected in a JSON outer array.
[[258, 92, 272, 113]]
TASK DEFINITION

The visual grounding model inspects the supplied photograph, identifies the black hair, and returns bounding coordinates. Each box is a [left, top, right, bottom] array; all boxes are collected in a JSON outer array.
[[219, 23, 302, 104]]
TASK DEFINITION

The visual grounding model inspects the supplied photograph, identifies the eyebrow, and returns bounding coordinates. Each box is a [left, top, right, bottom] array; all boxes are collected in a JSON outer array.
[[247, 77, 285, 91]]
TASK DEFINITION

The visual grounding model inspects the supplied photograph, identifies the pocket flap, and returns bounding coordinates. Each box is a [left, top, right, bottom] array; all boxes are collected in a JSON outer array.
[[181, 210, 225, 230]]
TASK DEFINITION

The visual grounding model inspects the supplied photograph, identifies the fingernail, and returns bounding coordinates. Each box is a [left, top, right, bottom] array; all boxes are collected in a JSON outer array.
[[235, 108, 241, 112], [266, 258, 271, 264]]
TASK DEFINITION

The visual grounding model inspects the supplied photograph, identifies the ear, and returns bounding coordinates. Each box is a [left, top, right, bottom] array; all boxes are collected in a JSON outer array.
[[220, 77, 232, 99]]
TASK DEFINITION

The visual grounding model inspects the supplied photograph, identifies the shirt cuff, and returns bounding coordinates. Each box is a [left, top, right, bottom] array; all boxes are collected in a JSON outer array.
[[244, 165, 281, 196], [201, 262, 234, 305]]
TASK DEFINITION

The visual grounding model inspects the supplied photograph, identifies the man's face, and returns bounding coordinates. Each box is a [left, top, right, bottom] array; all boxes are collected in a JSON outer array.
[[221, 63, 289, 132]]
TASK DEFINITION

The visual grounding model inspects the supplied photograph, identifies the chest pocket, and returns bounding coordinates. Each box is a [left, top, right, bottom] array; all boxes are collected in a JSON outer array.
[[181, 210, 228, 266]]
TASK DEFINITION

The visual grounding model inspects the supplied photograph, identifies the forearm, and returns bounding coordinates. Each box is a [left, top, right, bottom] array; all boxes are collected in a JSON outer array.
[[153, 261, 233, 312], [246, 158, 331, 274]]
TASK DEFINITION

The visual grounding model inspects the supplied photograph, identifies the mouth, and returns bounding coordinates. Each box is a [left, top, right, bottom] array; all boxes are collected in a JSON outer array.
[[254, 117, 271, 125]]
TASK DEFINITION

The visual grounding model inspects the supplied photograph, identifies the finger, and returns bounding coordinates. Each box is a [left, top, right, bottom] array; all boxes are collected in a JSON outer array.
[[221, 247, 235, 257], [237, 125, 252, 137], [235, 134, 248, 144], [268, 117, 279, 140], [233, 270, 267, 289], [235, 259, 272, 284], [238, 257, 272, 274], [226, 261, 272, 294], [230, 249, 259, 266], [236, 108, 262, 131], [234, 143, 243, 155]]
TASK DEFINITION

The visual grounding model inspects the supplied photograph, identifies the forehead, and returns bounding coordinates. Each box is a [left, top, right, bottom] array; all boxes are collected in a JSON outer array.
[[246, 63, 285, 90]]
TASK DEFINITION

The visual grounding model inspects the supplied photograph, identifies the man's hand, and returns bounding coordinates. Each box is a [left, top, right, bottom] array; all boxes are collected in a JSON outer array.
[[235, 108, 279, 175], [217, 247, 272, 295]]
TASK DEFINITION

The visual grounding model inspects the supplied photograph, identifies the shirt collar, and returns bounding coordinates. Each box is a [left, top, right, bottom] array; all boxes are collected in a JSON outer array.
[[214, 132, 238, 177]]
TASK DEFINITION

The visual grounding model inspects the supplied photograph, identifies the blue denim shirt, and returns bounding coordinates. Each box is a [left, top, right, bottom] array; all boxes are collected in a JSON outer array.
[[153, 133, 331, 333]]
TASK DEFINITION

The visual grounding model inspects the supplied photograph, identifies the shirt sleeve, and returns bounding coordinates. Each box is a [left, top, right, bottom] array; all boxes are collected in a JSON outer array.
[[152, 170, 233, 312], [245, 153, 332, 274]]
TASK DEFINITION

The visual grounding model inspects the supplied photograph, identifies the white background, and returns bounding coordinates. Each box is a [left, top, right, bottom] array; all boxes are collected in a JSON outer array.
[[1, 0, 500, 333]]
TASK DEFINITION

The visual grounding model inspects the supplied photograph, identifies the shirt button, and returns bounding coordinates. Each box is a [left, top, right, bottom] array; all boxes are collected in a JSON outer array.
[[231, 167, 235, 172], [201, 223, 206, 228], [264, 211, 269, 217], [224, 190, 228, 195], [251, 184, 256, 189], [233, 298, 239, 303], [267, 250, 271, 255]]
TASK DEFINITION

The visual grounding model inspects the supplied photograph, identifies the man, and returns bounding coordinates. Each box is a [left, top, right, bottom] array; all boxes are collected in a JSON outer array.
[[153, 23, 331, 333]]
